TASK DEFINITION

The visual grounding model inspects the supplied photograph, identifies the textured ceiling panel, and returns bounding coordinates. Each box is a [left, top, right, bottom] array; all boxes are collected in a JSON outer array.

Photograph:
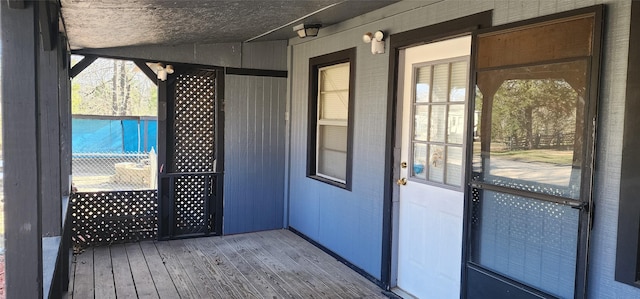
[[61, 0, 400, 49]]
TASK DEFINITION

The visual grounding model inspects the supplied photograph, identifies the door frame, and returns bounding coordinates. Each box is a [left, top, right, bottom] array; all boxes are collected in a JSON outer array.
[[381, 11, 493, 290]]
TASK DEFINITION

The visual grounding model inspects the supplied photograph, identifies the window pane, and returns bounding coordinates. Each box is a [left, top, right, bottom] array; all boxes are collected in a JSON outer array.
[[473, 60, 587, 199], [447, 104, 465, 144], [318, 125, 347, 152], [320, 63, 350, 91], [446, 146, 462, 186], [471, 190, 578, 299], [432, 64, 449, 102], [450, 61, 467, 102], [414, 105, 429, 141], [429, 105, 446, 142], [428, 144, 445, 183], [318, 149, 347, 181], [413, 143, 427, 180], [318, 125, 347, 181], [320, 91, 349, 120], [416, 66, 431, 103]]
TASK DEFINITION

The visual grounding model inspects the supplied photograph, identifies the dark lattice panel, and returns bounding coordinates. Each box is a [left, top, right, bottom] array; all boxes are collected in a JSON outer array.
[[469, 188, 579, 298], [173, 176, 207, 235], [171, 72, 216, 173], [71, 190, 158, 249]]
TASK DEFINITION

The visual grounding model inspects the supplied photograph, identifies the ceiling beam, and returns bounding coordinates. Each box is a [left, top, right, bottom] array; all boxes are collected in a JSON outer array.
[[134, 60, 159, 85], [69, 55, 97, 78]]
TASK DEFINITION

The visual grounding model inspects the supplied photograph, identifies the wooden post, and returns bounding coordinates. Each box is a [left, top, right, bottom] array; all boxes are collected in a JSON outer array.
[[59, 35, 72, 197], [1, 1, 44, 297], [39, 14, 62, 237]]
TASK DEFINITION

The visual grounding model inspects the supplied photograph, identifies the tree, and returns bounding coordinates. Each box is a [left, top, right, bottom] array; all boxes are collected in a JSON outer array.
[[71, 57, 156, 116], [491, 79, 577, 150]]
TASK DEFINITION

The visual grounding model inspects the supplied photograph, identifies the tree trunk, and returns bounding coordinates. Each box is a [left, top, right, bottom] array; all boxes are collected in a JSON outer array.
[[119, 61, 126, 115], [111, 60, 118, 115], [525, 106, 533, 149]]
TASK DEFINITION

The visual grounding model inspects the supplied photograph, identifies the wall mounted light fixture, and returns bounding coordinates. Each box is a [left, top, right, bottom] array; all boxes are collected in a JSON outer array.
[[363, 30, 385, 54], [293, 23, 321, 38], [156, 64, 174, 81]]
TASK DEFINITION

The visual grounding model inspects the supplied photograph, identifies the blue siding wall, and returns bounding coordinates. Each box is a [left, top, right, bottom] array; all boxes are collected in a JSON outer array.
[[224, 75, 287, 234], [286, 0, 634, 289]]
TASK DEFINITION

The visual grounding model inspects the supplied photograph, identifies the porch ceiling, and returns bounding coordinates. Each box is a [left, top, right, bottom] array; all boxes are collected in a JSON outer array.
[[60, 0, 401, 50]]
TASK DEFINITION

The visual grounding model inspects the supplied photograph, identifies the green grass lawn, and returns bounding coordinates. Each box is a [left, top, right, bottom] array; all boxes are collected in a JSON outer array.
[[491, 149, 574, 165]]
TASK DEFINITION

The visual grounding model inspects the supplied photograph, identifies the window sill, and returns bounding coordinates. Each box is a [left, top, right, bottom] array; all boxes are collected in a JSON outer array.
[[42, 236, 62, 297], [308, 175, 350, 190], [43, 196, 71, 297]]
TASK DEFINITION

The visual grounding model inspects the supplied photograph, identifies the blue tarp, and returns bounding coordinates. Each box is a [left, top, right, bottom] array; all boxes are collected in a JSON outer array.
[[72, 117, 158, 153]]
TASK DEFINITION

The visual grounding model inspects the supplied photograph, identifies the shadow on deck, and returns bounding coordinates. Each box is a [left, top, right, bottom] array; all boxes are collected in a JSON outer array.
[[68, 229, 386, 298]]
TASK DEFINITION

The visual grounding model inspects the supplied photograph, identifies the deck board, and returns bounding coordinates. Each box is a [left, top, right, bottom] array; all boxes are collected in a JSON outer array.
[[93, 246, 116, 299], [270, 229, 384, 296], [154, 240, 201, 299], [138, 241, 180, 299], [192, 237, 262, 298], [125, 243, 159, 299], [111, 244, 138, 298], [68, 229, 386, 299], [254, 231, 344, 298], [72, 248, 94, 299]]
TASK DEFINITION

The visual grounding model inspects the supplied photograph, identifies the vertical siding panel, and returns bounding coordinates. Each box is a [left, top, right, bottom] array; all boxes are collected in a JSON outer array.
[[246, 77, 255, 233], [277, 78, 286, 225], [224, 75, 286, 234], [256, 77, 266, 228]]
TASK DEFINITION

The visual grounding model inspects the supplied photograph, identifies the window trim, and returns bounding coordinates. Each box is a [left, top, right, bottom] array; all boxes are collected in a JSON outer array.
[[616, 1, 640, 288], [307, 48, 356, 190]]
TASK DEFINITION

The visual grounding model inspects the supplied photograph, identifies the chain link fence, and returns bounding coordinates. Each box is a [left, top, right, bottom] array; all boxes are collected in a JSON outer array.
[[72, 151, 157, 192]]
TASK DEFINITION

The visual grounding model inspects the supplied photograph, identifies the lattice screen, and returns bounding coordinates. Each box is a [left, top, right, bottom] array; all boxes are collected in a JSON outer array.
[[163, 70, 218, 237], [71, 190, 157, 249], [174, 176, 207, 235], [171, 72, 216, 173]]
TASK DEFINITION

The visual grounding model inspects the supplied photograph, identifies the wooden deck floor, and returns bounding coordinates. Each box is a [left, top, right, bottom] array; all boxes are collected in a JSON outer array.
[[67, 229, 387, 298]]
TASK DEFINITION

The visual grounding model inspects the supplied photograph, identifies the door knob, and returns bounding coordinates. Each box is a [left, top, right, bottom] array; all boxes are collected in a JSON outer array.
[[397, 178, 407, 186]]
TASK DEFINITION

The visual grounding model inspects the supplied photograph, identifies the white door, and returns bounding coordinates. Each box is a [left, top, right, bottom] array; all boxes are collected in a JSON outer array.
[[396, 36, 471, 299]]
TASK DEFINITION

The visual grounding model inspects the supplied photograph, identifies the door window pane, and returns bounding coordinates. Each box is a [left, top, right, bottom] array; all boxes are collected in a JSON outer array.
[[447, 104, 465, 144], [432, 64, 449, 102], [413, 143, 427, 180], [446, 146, 462, 186], [471, 190, 578, 299], [414, 105, 429, 141], [430, 105, 446, 142], [450, 61, 467, 102], [428, 144, 445, 183], [416, 66, 431, 103], [473, 60, 587, 199]]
